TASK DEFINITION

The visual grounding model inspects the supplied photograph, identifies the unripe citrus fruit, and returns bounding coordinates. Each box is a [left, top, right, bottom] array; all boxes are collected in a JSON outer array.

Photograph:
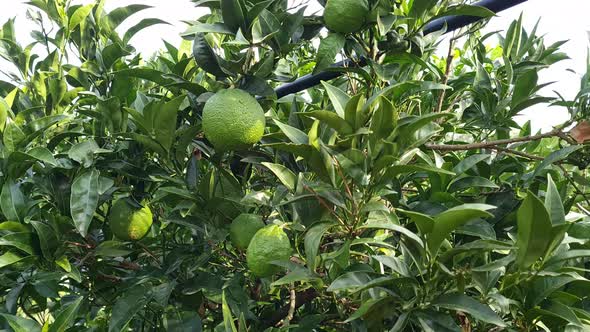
[[246, 225, 291, 277], [202, 89, 265, 151], [230, 213, 265, 250], [109, 199, 153, 241], [323, 0, 369, 34]]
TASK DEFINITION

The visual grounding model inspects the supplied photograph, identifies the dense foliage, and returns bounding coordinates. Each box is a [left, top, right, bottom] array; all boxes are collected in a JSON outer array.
[[0, 0, 590, 331]]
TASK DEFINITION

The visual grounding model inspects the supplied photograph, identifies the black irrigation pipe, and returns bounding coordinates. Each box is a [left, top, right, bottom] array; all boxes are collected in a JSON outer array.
[[273, 0, 528, 99]]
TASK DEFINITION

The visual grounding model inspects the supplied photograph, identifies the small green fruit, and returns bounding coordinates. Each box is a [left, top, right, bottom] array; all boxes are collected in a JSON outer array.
[[109, 199, 153, 241], [229, 213, 265, 250], [323, 0, 369, 34], [246, 225, 292, 277]]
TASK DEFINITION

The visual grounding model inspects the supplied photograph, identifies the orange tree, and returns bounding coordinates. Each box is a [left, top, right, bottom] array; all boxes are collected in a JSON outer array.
[[1, 0, 590, 331]]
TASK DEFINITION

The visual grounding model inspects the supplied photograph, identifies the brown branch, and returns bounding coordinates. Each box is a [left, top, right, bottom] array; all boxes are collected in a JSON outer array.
[[558, 164, 590, 210], [436, 39, 455, 114], [279, 285, 297, 327], [425, 128, 562, 151], [491, 147, 544, 160], [303, 185, 349, 231], [263, 289, 318, 327]]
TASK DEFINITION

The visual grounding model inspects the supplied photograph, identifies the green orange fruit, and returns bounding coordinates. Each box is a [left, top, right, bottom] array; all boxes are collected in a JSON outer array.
[[202, 89, 265, 151], [109, 199, 153, 241], [246, 225, 292, 277], [323, 0, 369, 34], [229, 213, 265, 250]]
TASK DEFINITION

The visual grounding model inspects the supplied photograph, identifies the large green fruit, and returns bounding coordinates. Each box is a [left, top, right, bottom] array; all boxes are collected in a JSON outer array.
[[246, 225, 292, 277], [202, 89, 265, 151], [109, 199, 153, 241], [229, 213, 265, 250], [323, 0, 369, 34]]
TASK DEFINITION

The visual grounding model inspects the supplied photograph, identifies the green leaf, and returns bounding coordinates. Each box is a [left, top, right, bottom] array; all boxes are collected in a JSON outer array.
[[115, 68, 206, 94], [360, 218, 424, 248], [370, 96, 395, 141], [305, 222, 335, 272], [95, 241, 132, 257], [327, 271, 372, 292], [70, 169, 100, 237], [1, 179, 25, 222], [49, 297, 83, 332], [545, 174, 565, 225], [415, 310, 460, 332], [0, 97, 9, 132], [314, 33, 345, 74], [397, 209, 434, 234], [452, 154, 489, 174], [545, 250, 590, 267], [432, 293, 505, 327], [321, 81, 350, 118], [181, 22, 235, 36], [427, 5, 495, 23], [252, 9, 281, 45], [123, 18, 169, 43], [109, 284, 152, 332], [410, 0, 437, 18], [512, 70, 538, 107], [68, 139, 100, 167], [261, 162, 297, 191], [192, 33, 227, 77], [382, 164, 455, 178], [373, 255, 411, 278], [0, 251, 27, 269], [447, 176, 499, 192], [104, 4, 151, 32], [68, 4, 94, 32], [428, 204, 495, 256], [27, 146, 58, 166], [220, 0, 246, 32], [165, 311, 203, 332], [271, 267, 319, 286], [0, 313, 41, 332], [516, 191, 553, 268], [221, 290, 238, 332], [532, 146, 583, 179], [30, 220, 57, 260], [543, 300, 583, 327], [0, 232, 34, 254], [97, 97, 124, 133], [4, 121, 25, 152], [154, 96, 183, 151], [344, 296, 391, 323], [273, 119, 309, 144], [304, 111, 353, 134]]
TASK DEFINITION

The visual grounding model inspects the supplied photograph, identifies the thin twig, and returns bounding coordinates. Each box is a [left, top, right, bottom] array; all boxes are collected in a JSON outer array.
[[558, 164, 590, 211], [303, 185, 349, 230], [425, 128, 562, 151], [491, 147, 544, 160], [280, 284, 297, 326], [137, 242, 162, 268], [435, 38, 455, 113]]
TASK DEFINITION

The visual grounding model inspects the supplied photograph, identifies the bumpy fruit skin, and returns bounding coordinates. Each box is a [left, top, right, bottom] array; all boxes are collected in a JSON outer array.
[[323, 0, 369, 34], [202, 89, 265, 151], [229, 214, 265, 250], [246, 225, 292, 277], [109, 199, 153, 241]]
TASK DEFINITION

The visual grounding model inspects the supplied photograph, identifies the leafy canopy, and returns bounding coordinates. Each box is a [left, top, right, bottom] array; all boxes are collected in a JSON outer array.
[[0, 0, 590, 331]]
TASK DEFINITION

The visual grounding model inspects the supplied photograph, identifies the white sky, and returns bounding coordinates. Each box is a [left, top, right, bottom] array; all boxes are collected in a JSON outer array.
[[0, 0, 589, 131]]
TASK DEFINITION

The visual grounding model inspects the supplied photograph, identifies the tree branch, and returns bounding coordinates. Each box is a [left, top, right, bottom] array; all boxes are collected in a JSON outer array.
[[425, 128, 563, 151], [279, 284, 297, 327], [263, 289, 318, 327], [435, 38, 455, 114]]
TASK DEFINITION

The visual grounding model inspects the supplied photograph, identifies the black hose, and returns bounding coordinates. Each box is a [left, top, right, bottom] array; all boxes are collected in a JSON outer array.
[[273, 0, 528, 99]]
